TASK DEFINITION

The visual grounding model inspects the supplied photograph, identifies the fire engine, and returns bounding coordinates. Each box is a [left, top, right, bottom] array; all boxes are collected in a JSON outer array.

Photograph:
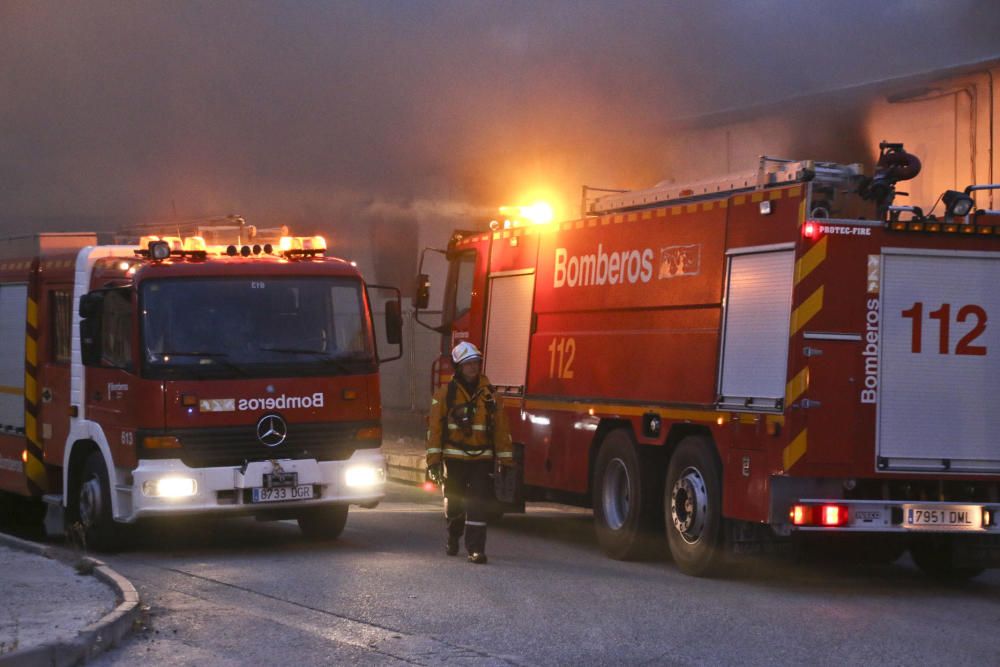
[[416, 142, 1000, 578], [0, 225, 400, 549]]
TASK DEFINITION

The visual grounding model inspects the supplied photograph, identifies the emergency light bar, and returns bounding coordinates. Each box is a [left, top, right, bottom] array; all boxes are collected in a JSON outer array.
[[278, 235, 327, 257], [131, 232, 328, 260]]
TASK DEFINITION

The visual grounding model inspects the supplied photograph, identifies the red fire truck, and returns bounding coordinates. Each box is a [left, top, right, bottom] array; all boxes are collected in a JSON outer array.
[[0, 229, 400, 549], [417, 143, 1000, 577]]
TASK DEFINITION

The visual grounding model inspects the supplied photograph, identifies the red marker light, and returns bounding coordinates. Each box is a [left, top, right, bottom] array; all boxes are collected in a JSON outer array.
[[803, 222, 819, 239], [422, 481, 437, 493], [821, 505, 848, 526]]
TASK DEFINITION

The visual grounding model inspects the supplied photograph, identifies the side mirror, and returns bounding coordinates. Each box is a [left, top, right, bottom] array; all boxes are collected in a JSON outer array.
[[385, 300, 402, 346], [367, 284, 403, 363], [79, 292, 104, 367], [415, 274, 431, 310]]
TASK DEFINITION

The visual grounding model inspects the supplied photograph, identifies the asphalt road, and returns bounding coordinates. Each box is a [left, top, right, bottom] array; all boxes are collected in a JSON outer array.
[[86, 482, 1000, 666]]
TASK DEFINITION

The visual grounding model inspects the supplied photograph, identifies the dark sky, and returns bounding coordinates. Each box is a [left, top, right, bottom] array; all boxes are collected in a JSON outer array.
[[1, 0, 998, 232]]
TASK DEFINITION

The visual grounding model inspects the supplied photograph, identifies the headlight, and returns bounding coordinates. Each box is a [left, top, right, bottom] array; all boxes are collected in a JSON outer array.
[[143, 477, 197, 498], [345, 465, 384, 488]]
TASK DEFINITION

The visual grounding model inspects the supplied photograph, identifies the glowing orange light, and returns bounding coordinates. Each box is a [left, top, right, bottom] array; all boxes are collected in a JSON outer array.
[[499, 201, 555, 225], [303, 236, 327, 251], [279, 236, 300, 252], [21, 450, 28, 464], [791, 505, 807, 525], [183, 236, 207, 252]]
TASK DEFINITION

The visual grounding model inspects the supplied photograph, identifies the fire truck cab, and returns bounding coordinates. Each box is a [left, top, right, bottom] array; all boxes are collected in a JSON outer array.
[[0, 230, 400, 549], [418, 144, 1000, 578]]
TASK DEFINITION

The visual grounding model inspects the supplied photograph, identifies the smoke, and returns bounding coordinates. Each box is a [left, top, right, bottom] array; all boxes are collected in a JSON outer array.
[[1, 0, 998, 282]]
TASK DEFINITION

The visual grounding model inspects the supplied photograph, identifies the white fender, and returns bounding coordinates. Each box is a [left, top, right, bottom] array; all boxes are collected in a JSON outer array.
[[63, 245, 136, 520], [62, 420, 123, 518]]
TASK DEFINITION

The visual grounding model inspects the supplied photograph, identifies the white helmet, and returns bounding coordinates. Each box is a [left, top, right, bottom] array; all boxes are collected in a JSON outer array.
[[451, 341, 482, 366]]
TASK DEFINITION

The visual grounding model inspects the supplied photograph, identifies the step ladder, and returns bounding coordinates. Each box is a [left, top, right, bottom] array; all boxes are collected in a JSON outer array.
[[587, 156, 864, 215]]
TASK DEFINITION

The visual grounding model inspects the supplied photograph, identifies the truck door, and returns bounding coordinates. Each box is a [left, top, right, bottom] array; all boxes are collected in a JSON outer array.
[[876, 248, 1000, 473], [84, 288, 139, 467], [482, 270, 536, 391], [482, 270, 535, 510], [38, 286, 73, 467], [718, 244, 796, 414], [0, 282, 28, 487]]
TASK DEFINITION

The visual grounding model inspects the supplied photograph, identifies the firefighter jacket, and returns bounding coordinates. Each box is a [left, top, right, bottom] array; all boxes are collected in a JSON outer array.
[[427, 375, 514, 467]]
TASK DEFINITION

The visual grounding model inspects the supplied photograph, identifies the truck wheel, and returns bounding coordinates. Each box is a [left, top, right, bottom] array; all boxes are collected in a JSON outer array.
[[298, 505, 349, 540], [593, 429, 658, 560], [664, 436, 725, 577], [74, 452, 121, 552], [910, 536, 984, 581]]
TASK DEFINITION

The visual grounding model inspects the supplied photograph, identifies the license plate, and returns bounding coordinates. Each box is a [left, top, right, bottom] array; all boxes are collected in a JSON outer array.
[[251, 484, 314, 504], [903, 504, 981, 530]]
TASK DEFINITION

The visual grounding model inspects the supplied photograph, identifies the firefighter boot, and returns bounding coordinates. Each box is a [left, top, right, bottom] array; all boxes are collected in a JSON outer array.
[[465, 520, 487, 563], [446, 535, 459, 556]]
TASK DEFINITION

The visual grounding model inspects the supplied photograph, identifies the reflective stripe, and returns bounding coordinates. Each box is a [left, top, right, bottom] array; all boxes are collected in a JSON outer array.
[[431, 399, 439, 405], [496, 451, 513, 458], [446, 423, 486, 431], [426, 448, 442, 454], [443, 448, 494, 457], [465, 521, 487, 526]]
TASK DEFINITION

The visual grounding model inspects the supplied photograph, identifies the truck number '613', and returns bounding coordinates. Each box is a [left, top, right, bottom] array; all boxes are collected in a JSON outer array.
[[548, 337, 576, 379], [901, 302, 988, 355]]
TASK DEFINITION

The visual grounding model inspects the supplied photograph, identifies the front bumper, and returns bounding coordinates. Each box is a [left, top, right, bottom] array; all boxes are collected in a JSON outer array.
[[117, 449, 386, 522]]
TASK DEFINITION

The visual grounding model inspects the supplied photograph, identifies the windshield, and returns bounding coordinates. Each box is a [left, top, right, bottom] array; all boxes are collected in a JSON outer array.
[[140, 276, 375, 379]]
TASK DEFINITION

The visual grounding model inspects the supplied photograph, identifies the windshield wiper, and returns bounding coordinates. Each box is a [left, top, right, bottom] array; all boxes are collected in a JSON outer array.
[[154, 351, 249, 376], [257, 346, 362, 374]]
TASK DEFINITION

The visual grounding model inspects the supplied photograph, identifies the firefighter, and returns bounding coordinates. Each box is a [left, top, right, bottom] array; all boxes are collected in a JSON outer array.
[[426, 342, 514, 564]]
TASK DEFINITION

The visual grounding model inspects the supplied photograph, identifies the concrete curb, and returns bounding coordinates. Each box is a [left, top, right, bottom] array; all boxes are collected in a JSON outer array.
[[0, 533, 141, 667]]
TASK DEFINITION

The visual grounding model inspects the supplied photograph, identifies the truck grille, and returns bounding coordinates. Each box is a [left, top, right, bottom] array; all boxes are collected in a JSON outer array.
[[139, 421, 379, 468]]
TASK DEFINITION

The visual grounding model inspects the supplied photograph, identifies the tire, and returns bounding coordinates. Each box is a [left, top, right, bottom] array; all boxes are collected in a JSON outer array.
[[664, 436, 725, 577], [298, 505, 349, 540], [73, 452, 122, 552], [592, 429, 660, 560], [910, 536, 984, 581]]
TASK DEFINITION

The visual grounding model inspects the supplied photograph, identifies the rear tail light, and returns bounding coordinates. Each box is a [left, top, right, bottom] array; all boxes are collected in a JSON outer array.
[[790, 504, 849, 527], [821, 505, 847, 526]]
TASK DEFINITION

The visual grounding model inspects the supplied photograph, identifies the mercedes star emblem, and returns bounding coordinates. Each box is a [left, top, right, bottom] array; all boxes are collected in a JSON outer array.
[[256, 414, 287, 447]]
